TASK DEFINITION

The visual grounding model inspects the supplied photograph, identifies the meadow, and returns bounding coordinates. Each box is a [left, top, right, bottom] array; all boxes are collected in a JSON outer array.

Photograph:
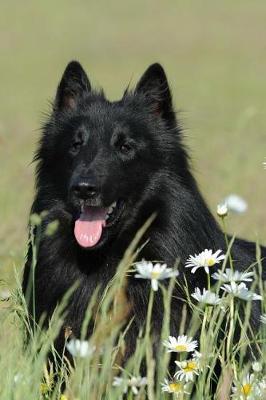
[[0, 1, 266, 399]]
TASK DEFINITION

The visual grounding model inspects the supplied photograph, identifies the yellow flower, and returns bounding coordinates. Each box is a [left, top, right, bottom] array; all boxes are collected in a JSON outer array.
[[169, 382, 182, 392], [161, 379, 189, 396], [181, 361, 198, 374], [175, 359, 199, 382], [232, 373, 257, 399], [40, 383, 49, 395], [241, 383, 252, 396]]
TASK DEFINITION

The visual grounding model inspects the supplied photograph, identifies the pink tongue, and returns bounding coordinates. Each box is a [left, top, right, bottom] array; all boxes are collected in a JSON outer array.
[[74, 207, 107, 248]]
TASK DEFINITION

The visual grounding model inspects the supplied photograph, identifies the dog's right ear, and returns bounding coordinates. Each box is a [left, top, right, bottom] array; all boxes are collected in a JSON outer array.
[[135, 63, 173, 122], [54, 61, 91, 111]]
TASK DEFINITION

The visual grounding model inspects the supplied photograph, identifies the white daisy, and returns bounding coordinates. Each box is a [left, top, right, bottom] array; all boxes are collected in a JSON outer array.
[[260, 313, 266, 324], [14, 373, 25, 384], [128, 376, 147, 395], [192, 350, 202, 361], [232, 373, 257, 399], [191, 287, 221, 305], [185, 249, 225, 274], [134, 260, 179, 291], [113, 377, 128, 394], [174, 359, 199, 382], [217, 203, 228, 217], [66, 339, 95, 358], [221, 282, 262, 301], [223, 194, 248, 214], [161, 379, 189, 396], [0, 288, 11, 301], [192, 351, 209, 373], [192, 351, 203, 365], [113, 376, 147, 396], [255, 378, 266, 397], [252, 361, 262, 372], [163, 335, 198, 353], [212, 268, 254, 283]]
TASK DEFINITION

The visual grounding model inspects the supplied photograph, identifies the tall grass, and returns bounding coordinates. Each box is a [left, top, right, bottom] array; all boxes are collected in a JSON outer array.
[[0, 216, 265, 400]]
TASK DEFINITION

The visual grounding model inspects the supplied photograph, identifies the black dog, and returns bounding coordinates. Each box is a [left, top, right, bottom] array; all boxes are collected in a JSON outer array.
[[23, 61, 265, 363]]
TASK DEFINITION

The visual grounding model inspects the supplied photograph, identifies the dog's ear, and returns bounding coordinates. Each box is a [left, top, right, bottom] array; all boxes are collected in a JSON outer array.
[[135, 63, 173, 120], [55, 61, 91, 111]]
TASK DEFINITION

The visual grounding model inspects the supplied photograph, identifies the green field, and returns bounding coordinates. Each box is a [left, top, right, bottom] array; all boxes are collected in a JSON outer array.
[[1, 1, 266, 282]]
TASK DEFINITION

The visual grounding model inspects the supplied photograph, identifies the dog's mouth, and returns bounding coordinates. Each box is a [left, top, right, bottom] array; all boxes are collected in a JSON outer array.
[[74, 200, 124, 248]]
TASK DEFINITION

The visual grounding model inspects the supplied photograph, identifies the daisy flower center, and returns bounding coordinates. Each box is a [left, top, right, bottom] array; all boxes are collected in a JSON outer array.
[[183, 361, 197, 373], [175, 344, 188, 352], [151, 271, 161, 279], [207, 257, 216, 267], [169, 382, 182, 392], [241, 383, 252, 395]]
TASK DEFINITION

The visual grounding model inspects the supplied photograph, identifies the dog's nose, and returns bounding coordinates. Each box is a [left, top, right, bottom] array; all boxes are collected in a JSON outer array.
[[72, 181, 97, 200]]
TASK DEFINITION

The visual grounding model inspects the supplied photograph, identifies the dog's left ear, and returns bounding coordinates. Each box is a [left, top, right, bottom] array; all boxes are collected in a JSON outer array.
[[135, 63, 174, 120], [55, 61, 91, 111]]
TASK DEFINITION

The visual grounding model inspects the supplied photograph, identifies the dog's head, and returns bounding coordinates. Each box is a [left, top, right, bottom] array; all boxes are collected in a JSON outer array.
[[37, 61, 185, 250]]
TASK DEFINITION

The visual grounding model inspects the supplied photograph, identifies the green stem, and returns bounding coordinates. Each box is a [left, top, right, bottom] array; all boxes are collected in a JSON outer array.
[[200, 306, 209, 349], [222, 218, 234, 270], [145, 288, 154, 341], [226, 297, 235, 359], [207, 273, 211, 291], [145, 287, 155, 400]]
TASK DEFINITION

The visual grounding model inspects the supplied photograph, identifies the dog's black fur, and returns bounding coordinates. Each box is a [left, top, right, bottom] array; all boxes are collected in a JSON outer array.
[[23, 61, 265, 363]]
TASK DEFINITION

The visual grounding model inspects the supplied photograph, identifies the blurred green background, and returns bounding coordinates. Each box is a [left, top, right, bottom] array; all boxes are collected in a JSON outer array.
[[1, 0, 266, 284]]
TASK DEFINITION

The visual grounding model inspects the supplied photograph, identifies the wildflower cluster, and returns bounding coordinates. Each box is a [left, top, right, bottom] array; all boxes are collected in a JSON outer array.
[[65, 252, 264, 398], [132, 252, 265, 397], [161, 336, 204, 396], [184, 249, 262, 305]]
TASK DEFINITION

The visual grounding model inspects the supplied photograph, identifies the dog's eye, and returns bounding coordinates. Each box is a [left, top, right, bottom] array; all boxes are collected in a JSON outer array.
[[119, 143, 132, 154], [70, 140, 82, 154], [113, 133, 135, 157]]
